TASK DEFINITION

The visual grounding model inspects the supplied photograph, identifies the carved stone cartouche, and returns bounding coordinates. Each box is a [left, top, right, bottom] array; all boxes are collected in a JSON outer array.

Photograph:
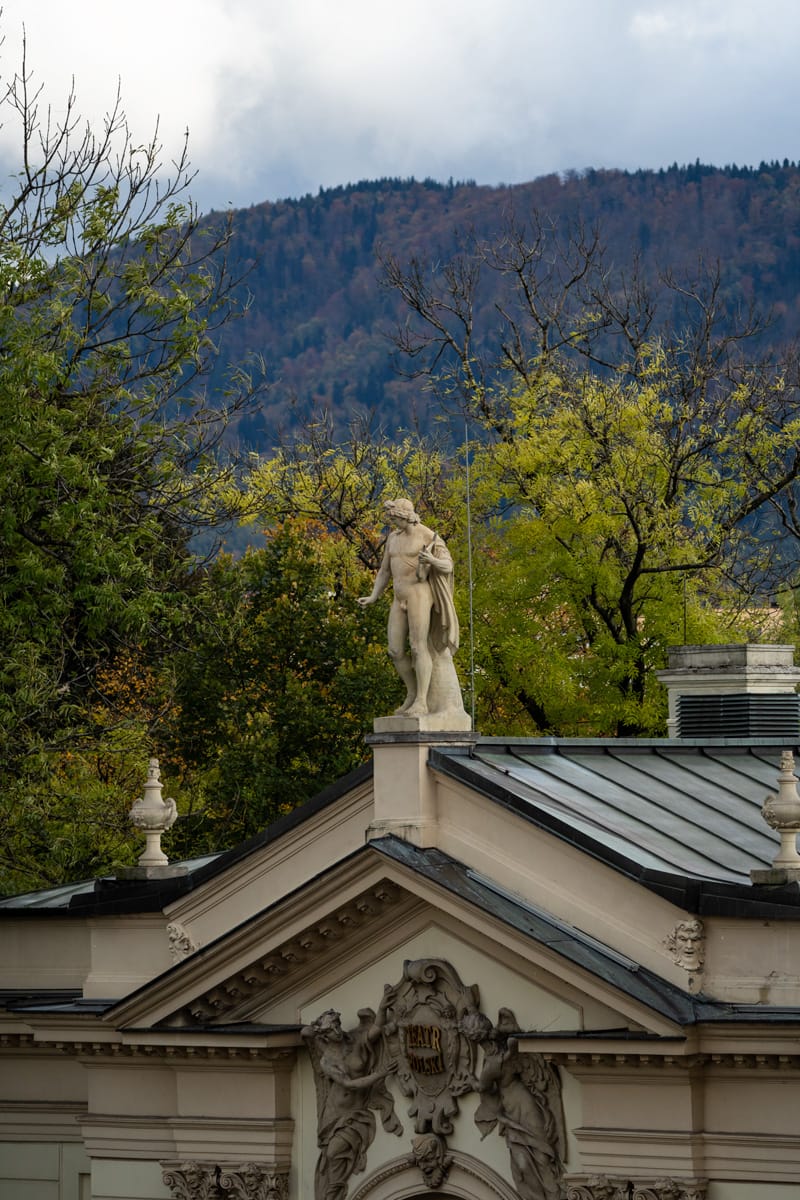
[[389, 958, 483, 1136], [302, 961, 567, 1200]]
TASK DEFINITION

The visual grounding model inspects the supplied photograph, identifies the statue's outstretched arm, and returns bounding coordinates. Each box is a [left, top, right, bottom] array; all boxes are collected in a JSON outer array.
[[358, 544, 392, 607]]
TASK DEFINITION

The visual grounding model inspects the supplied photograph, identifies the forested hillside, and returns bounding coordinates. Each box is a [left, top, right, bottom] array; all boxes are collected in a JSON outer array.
[[217, 163, 800, 444]]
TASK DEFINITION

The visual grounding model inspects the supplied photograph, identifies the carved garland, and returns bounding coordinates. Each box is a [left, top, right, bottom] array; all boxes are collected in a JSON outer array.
[[565, 1180, 708, 1200], [162, 1162, 289, 1200]]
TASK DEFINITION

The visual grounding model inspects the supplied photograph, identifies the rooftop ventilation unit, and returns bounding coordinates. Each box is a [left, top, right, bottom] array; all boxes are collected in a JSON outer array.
[[677, 692, 800, 739], [657, 644, 800, 739]]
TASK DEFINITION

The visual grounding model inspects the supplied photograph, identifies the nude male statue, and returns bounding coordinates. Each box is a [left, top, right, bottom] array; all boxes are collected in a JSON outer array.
[[358, 498, 459, 717]]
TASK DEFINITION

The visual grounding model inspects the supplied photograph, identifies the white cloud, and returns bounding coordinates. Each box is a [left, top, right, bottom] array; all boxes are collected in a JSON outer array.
[[0, 0, 798, 212]]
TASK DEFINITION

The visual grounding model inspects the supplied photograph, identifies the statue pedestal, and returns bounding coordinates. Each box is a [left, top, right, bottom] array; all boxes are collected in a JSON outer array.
[[115, 864, 190, 881], [366, 724, 477, 847], [373, 711, 473, 734]]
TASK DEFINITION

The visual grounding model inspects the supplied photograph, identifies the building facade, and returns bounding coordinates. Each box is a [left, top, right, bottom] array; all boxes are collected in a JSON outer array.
[[2, 646, 800, 1200]]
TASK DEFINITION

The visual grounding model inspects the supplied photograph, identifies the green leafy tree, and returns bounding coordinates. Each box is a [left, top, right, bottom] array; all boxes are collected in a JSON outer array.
[[167, 521, 399, 849], [465, 362, 781, 735], [242, 410, 456, 568], [0, 44, 258, 890], [384, 221, 800, 733]]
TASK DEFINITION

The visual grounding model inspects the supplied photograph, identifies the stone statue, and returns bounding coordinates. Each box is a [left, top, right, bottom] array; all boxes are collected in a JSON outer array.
[[301, 1003, 402, 1200], [358, 498, 468, 723], [474, 1008, 565, 1200]]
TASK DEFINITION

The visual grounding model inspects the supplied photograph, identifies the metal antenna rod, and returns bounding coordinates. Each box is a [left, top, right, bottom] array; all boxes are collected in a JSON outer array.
[[465, 418, 476, 729]]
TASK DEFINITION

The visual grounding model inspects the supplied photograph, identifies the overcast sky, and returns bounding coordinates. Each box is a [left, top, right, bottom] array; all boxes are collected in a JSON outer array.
[[1, 1, 798, 216]]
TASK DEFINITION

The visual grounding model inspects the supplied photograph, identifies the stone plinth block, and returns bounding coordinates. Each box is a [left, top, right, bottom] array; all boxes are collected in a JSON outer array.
[[373, 711, 473, 734]]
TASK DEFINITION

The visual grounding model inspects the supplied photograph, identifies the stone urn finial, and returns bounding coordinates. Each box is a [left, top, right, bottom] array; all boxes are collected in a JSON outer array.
[[751, 750, 800, 885], [762, 750, 800, 870], [129, 758, 178, 867]]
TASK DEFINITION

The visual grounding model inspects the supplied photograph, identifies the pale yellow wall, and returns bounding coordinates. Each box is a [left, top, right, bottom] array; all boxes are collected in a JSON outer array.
[[705, 918, 800, 1004], [705, 1071, 800, 1134], [84, 917, 172, 999], [0, 913, 173, 1000], [90, 1159, 170, 1200], [0, 1141, 89, 1200], [0, 922, 90, 990], [708, 1187, 800, 1200], [86, 1064, 177, 1119], [0, 1053, 86, 1105]]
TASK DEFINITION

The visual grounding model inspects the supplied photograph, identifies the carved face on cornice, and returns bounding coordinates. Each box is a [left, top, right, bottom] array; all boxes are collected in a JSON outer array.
[[665, 918, 705, 972]]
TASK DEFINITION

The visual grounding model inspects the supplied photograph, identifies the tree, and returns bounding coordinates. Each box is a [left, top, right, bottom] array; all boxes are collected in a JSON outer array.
[[166, 522, 399, 849], [0, 42, 260, 889], [382, 219, 800, 733], [242, 410, 457, 568]]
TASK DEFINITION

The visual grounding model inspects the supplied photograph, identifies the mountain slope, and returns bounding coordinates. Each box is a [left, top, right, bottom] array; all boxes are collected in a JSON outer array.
[[211, 164, 800, 447]]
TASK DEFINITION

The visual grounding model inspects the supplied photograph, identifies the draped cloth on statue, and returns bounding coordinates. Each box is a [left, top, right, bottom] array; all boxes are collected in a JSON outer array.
[[421, 535, 459, 656]]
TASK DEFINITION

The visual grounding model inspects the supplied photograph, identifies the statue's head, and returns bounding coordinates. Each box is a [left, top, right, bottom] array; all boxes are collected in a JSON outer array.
[[459, 1009, 493, 1044], [310, 1008, 344, 1042], [384, 497, 420, 525]]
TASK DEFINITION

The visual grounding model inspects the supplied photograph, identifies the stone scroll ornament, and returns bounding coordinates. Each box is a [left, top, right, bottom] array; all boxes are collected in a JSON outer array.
[[303, 959, 566, 1199], [565, 1181, 630, 1200], [162, 1162, 222, 1200], [566, 1183, 707, 1200], [219, 1164, 290, 1200]]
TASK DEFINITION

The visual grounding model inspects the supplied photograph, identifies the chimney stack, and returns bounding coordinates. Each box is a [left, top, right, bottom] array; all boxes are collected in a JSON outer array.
[[657, 644, 800, 738]]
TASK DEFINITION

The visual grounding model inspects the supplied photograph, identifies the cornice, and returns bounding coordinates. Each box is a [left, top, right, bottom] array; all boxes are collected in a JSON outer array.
[[177, 879, 415, 1026], [0, 1029, 298, 1062], [167, 779, 374, 924], [553, 1050, 800, 1070], [108, 853, 412, 1029]]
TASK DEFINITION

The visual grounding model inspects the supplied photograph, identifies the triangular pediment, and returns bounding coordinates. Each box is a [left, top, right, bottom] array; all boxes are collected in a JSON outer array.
[[105, 838, 694, 1043]]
